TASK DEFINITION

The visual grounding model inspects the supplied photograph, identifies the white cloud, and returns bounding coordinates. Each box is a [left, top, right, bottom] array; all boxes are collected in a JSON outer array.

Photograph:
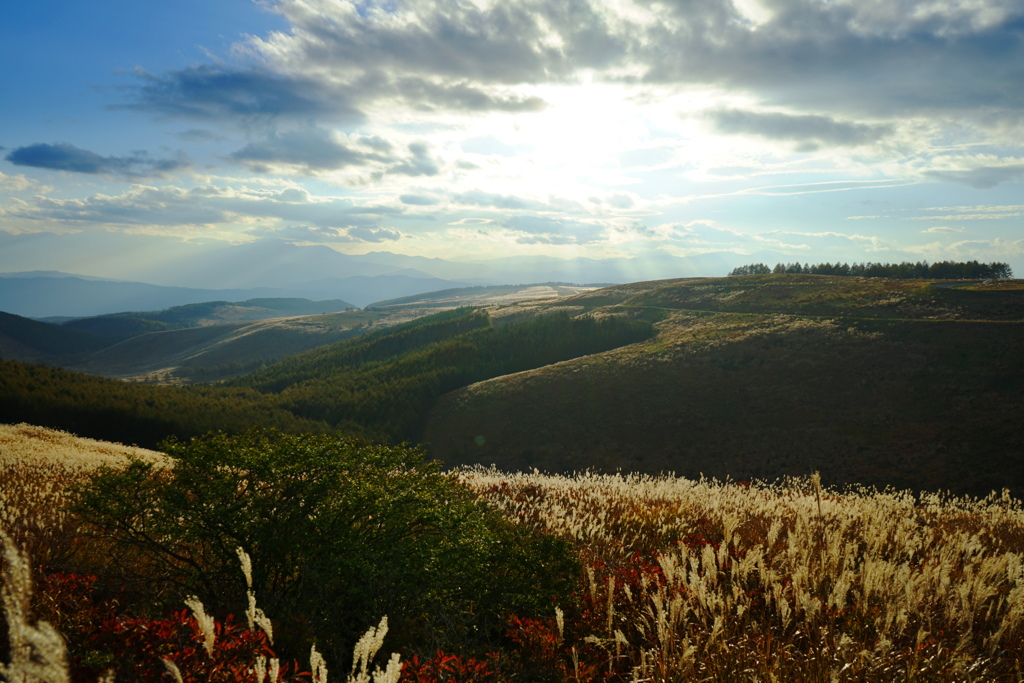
[[2, 182, 404, 235]]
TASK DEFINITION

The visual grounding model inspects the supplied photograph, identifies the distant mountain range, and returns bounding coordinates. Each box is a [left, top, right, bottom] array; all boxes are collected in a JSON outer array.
[[0, 271, 452, 318], [0, 239, 740, 318]]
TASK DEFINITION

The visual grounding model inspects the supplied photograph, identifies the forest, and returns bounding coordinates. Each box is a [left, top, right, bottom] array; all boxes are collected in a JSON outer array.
[[728, 259, 1013, 279], [0, 308, 654, 448]]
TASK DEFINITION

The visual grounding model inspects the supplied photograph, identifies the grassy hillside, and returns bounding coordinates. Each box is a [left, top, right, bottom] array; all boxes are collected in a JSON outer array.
[[0, 305, 653, 447], [0, 311, 108, 365], [69, 310, 382, 384], [365, 283, 599, 310], [3, 273, 1022, 495], [62, 297, 356, 345], [424, 275, 1024, 498], [0, 298, 361, 376], [0, 358, 331, 447], [235, 307, 655, 442]]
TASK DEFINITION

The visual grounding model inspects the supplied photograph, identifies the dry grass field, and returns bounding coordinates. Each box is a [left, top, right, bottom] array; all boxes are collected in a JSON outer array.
[[2, 423, 1024, 681], [0, 423, 165, 565]]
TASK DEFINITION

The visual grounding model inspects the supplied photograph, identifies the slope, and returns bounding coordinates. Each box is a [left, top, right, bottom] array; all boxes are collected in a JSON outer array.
[[423, 275, 1024, 498], [62, 297, 356, 345], [69, 310, 382, 384], [0, 311, 107, 365]]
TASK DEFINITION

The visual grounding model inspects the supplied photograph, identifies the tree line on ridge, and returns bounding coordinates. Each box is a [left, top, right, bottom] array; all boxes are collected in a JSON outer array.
[[729, 260, 1013, 279]]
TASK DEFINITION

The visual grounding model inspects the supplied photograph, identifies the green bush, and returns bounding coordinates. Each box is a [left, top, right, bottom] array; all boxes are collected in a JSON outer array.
[[69, 430, 578, 669]]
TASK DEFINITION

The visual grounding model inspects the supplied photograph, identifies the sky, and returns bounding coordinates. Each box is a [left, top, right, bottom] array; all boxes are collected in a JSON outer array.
[[2, 0, 1024, 281]]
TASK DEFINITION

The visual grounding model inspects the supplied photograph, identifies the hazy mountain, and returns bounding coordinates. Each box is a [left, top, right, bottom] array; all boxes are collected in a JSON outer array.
[[0, 238, 745, 319], [0, 270, 119, 281], [68, 309, 383, 384], [61, 297, 357, 345], [0, 276, 323, 319], [297, 274, 470, 308]]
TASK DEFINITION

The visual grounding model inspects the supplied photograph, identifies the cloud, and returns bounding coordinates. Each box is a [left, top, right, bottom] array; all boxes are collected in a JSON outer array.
[[946, 237, 1024, 259], [921, 226, 966, 233], [3, 182, 405, 231], [503, 215, 606, 243], [908, 205, 1023, 220], [707, 109, 892, 150], [249, 224, 403, 243], [176, 129, 223, 143], [226, 127, 439, 178], [455, 190, 551, 211], [516, 232, 578, 245], [230, 128, 391, 173], [388, 143, 440, 177], [0, 171, 35, 193], [109, 0, 1024, 139], [923, 164, 1024, 189], [348, 226, 402, 242], [5, 142, 188, 177], [125, 65, 363, 123], [395, 77, 546, 112], [400, 194, 439, 206]]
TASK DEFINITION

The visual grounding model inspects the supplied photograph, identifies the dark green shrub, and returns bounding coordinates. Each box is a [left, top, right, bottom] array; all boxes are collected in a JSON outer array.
[[69, 430, 578, 669]]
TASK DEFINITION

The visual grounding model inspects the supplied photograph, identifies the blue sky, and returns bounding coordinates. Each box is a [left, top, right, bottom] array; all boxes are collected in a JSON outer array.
[[2, 0, 1023, 280]]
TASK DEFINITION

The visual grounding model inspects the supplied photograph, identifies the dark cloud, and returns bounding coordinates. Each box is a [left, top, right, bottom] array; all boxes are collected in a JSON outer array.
[[400, 194, 439, 205], [923, 164, 1024, 189], [389, 143, 440, 177], [229, 128, 390, 173], [125, 65, 364, 123], [176, 129, 223, 143], [5, 142, 188, 177], [640, 1, 1024, 119], [708, 109, 892, 150]]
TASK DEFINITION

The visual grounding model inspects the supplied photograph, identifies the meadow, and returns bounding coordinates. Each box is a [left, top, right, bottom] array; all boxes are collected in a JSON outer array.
[[2, 424, 1023, 682]]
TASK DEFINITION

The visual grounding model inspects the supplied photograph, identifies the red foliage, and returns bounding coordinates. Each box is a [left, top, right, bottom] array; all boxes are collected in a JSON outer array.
[[32, 567, 305, 683], [400, 650, 502, 683], [82, 610, 277, 683]]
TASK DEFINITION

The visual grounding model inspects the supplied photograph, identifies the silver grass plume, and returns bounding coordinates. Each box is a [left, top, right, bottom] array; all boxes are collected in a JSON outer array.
[[184, 595, 216, 657], [0, 529, 69, 683]]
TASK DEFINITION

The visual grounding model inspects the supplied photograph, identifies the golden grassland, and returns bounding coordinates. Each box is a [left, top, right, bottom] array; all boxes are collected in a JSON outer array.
[[2, 424, 1024, 681], [462, 467, 1024, 679], [0, 423, 165, 565]]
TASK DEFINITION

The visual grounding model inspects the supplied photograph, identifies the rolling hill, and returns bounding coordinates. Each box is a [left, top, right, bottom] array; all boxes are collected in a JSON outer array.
[[60, 297, 357, 345], [2, 273, 1022, 497], [0, 311, 107, 365], [423, 275, 1024, 497], [68, 310, 382, 384], [0, 297, 362, 382]]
